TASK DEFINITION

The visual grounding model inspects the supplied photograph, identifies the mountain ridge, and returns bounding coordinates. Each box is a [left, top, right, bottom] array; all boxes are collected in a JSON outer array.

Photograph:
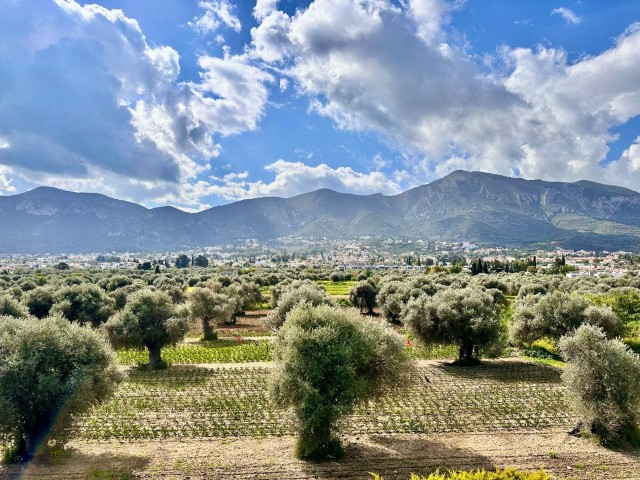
[[2, 170, 640, 253]]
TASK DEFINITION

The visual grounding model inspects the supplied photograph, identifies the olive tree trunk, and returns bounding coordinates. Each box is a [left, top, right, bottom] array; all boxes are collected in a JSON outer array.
[[202, 318, 215, 341], [147, 344, 164, 369], [458, 339, 475, 361]]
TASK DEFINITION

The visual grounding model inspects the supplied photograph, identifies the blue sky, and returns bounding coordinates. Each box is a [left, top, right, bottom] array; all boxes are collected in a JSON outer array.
[[1, 0, 640, 210]]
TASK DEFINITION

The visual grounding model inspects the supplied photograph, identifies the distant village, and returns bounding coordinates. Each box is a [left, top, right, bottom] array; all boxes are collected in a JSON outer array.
[[0, 237, 636, 278]]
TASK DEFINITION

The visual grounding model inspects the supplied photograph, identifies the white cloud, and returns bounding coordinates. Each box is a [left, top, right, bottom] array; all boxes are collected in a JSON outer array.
[[551, 7, 582, 25], [250, 1, 640, 190], [0, 166, 15, 194], [0, 0, 273, 210], [190, 0, 241, 35], [279, 77, 290, 91], [253, 0, 279, 21], [205, 160, 403, 200]]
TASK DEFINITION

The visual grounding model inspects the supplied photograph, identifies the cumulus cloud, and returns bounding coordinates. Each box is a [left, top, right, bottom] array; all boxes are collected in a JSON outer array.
[[205, 160, 404, 200], [253, 0, 279, 21], [190, 0, 241, 34], [551, 7, 582, 25], [0, 0, 271, 209], [250, 1, 640, 190]]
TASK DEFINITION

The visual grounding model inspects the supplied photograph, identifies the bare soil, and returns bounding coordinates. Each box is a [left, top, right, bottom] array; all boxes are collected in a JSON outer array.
[[2, 430, 639, 480]]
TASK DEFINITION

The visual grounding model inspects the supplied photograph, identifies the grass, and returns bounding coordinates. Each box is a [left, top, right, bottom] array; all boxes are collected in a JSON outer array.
[[317, 280, 356, 296], [117, 340, 473, 366], [116, 340, 272, 365], [521, 356, 565, 369], [75, 360, 573, 440]]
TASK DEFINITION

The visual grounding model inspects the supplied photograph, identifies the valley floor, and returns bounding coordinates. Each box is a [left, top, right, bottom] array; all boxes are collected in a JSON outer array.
[[2, 431, 639, 480], [1, 358, 639, 480]]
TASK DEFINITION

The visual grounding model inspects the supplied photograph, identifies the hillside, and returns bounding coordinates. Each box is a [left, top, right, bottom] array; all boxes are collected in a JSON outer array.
[[2, 171, 640, 253]]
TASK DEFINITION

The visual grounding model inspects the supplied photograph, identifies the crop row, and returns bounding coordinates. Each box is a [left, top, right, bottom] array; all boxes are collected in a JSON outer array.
[[116, 341, 465, 365], [116, 340, 272, 365], [75, 361, 574, 440]]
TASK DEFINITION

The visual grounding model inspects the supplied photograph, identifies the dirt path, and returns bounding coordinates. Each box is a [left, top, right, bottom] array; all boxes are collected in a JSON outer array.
[[3, 431, 639, 480]]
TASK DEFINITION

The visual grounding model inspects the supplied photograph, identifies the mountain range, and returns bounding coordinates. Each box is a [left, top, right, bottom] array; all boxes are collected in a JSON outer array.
[[2, 170, 640, 253]]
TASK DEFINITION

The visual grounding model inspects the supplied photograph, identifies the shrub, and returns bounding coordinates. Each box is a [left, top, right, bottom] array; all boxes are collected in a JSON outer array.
[[558, 324, 640, 445], [370, 468, 551, 480], [402, 287, 501, 363], [0, 315, 122, 462], [270, 304, 410, 460], [104, 289, 187, 369]]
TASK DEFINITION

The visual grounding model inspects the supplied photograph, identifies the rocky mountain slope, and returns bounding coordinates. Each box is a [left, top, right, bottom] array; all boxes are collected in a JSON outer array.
[[2, 170, 640, 253]]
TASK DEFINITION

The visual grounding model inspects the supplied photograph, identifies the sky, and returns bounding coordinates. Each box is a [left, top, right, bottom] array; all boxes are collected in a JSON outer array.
[[1, 0, 640, 211]]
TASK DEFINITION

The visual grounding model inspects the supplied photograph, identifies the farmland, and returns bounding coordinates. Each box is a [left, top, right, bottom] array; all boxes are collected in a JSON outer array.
[[4, 354, 640, 479], [2, 267, 640, 479], [75, 360, 572, 441]]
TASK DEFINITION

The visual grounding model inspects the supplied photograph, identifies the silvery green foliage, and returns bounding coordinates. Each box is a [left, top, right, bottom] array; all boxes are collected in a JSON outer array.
[[0, 294, 28, 319], [510, 291, 623, 345], [264, 283, 333, 329], [349, 279, 378, 314], [269, 304, 410, 459], [269, 279, 322, 309], [583, 305, 624, 338], [188, 287, 237, 340], [24, 286, 55, 318], [402, 287, 501, 361], [51, 284, 114, 327], [104, 289, 186, 369], [559, 325, 640, 441], [517, 283, 547, 299], [376, 276, 440, 324], [0, 315, 122, 462]]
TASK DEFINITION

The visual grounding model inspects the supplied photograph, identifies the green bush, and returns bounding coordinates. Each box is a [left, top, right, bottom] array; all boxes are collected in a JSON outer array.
[[0, 315, 122, 462], [269, 304, 410, 460], [371, 468, 551, 480]]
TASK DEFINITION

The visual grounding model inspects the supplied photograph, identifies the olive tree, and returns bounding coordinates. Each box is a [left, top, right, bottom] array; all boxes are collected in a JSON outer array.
[[0, 294, 28, 319], [559, 325, 640, 445], [0, 315, 122, 462], [510, 292, 623, 345], [264, 283, 333, 329], [349, 280, 378, 315], [24, 287, 55, 319], [104, 289, 187, 369], [269, 304, 410, 460], [402, 287, 501, 363], [51, 284, 114, 327], [188, 287, 236, 340]]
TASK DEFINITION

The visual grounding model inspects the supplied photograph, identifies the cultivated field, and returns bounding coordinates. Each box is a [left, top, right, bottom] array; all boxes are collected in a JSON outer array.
[[3, 348, 639, 479]]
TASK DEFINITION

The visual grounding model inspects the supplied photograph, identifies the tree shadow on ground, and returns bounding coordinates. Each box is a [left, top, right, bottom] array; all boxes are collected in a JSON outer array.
[[0, 448, 149, 480], [299, 435, 493, 480], [433, 359, 562, 384]]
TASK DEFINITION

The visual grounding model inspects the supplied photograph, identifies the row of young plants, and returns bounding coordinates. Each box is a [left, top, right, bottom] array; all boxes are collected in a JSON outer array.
[[73, 360, 573, 441], [116, 339, 272, 365]]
